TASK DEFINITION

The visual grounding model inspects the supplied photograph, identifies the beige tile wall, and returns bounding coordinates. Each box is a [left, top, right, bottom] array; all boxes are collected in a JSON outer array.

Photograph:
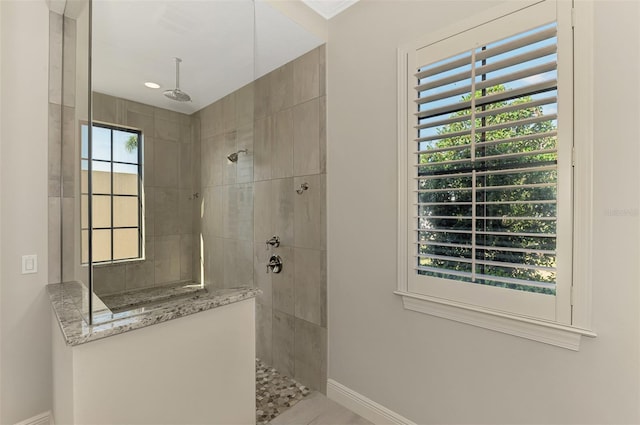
[[197, 45, 327, 393]]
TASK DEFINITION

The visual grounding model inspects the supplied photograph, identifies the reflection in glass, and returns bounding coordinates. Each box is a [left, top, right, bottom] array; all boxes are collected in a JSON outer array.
[[113, 163, 139, 195], [114, 228, 140, 260], [81, 123, 143, 264], [91, 126, 111, 161]]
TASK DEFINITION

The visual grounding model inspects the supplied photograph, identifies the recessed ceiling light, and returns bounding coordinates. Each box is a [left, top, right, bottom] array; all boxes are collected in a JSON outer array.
[[144, 82, 160, 89]]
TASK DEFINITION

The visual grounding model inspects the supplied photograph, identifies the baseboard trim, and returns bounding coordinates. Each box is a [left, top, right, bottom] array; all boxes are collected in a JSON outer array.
[[14, 411, 52, 425], [327, 379, 416, 425]]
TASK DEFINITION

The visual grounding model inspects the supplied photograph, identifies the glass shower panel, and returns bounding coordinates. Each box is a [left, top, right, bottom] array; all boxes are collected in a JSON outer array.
[[89, 0, 256, 322], [59, 0, 92, 323]]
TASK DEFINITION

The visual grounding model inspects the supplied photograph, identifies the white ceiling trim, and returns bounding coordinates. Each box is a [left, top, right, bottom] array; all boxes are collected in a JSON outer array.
[[301, 0, 360, 20]]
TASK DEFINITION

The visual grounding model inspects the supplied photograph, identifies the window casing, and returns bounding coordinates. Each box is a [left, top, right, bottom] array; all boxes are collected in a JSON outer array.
[[397, 0, 595, 349], [81, 123, 143, 264]]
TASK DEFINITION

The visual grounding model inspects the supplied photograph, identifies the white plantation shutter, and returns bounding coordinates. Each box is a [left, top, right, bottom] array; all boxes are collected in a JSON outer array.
[[404, 0, 573, 321]]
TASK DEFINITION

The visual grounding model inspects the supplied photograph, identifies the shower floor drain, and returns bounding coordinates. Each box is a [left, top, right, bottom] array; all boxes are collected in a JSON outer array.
[[256, 358, 310, 425]]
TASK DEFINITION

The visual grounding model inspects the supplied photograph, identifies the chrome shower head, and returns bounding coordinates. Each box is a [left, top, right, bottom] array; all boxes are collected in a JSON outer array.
[[163, 88, 191, 102], [227, 149, 247, 163], [163, 57, 191, 102]]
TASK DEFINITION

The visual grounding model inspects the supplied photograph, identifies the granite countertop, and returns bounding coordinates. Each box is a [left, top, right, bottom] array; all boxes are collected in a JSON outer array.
[[48, 281, 260, 346]]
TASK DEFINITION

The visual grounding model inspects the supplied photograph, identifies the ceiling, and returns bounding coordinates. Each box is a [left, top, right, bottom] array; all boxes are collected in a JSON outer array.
[[92, 0, 326, 115], [301, 0, 359, 19]]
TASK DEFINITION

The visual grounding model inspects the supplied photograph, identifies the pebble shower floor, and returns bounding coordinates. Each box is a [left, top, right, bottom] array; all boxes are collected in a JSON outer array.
[[256, 359, 311, 424]]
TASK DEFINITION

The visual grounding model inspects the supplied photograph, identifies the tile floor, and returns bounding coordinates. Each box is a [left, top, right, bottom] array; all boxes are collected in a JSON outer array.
[[269, 391, 372, 425], [256, 359, 371, 425], [256, 359, 310, 424]]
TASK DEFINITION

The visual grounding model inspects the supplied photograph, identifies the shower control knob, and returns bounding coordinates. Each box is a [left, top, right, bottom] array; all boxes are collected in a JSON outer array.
[[266, 255, 283, 274], [265, 235, 280, 248]]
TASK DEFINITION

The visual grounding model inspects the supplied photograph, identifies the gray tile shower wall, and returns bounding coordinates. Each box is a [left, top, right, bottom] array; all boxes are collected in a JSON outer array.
[[90, 93, 198, 295], [197, 45, 327, 393]]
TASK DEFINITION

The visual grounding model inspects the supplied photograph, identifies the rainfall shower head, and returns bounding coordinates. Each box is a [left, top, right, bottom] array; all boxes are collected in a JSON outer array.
[[227, 149, 248, 163], [164, 88, 191, 102], [163, 58, 191, 102]]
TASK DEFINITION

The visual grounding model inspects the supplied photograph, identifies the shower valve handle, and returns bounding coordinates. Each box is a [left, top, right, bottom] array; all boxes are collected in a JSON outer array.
[[265, 235, 280, 248], [266, 255, 283, 274]]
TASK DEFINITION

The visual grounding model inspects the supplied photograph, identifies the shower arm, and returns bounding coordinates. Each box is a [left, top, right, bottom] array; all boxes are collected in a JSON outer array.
[[175, 58, 181, 90]]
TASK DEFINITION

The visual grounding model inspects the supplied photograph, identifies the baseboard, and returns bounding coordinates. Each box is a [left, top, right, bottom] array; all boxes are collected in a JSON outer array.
[[326, 379, 416, 425], [13, 411, 52, 425]]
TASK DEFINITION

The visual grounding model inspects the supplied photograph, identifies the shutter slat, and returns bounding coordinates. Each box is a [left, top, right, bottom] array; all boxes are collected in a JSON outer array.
[[473, 273, 556, 289], [475, 96, 557, 120], [417, 254, 556, 272], [416, 229, 557, 238], [474, 79, 557, 109], [417, 200, 556, 206], [417, 215, 473, 220], [415, 83, 473, 105], [475, 62, 556, 93], [416, 187, 472, 193], [475, 164, 556, 177], [416, 113, 470, 131], [476, 131, 558, 150], [416, 172, 475, 180], [418, 253, 473, 264], [415, 157, 471, 168], [415, 52, 472, 80], [475, 26, 557, 62], [415, 99, 473, 120], [418, 202, 474, 206], [416, 228, 472, 235], [476, 245, 556, 255], [416, 143, 471, 155], [417, 241, 471, 249], [417, 216, 556, 221], [418, 241, 556, 256], [475, 44, 557, 77], [476, 114, 558, 135], [475, 230, 556, 238], [415, 68, 473, 92], [416, 128, 472, 143], [417, 182, 554, 193], [475, 148, 557, 162], [476, 182, 556, 191], [415, 164, 556, 180], [416, 265, 473, 279]]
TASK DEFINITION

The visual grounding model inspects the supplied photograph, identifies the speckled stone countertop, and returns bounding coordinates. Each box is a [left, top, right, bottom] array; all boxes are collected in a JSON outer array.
[[48, 281, 260, 346]]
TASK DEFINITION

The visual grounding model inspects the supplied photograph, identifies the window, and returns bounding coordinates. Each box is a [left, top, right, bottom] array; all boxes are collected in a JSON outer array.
[[397, 0, 595, 349], [81, 123, 143, 263]]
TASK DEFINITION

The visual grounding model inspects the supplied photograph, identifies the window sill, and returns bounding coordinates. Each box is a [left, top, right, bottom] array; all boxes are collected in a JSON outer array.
[[394, 290, 596, 351]]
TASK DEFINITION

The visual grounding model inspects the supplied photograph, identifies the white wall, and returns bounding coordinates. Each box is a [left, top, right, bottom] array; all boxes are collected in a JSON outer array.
[[0, 1, 52, 423], [52, 300, 256, 425], [327, 1, 640, 423]]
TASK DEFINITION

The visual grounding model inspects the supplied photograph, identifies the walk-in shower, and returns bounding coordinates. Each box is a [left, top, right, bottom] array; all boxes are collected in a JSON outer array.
[[53, 0, 329, 397]]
